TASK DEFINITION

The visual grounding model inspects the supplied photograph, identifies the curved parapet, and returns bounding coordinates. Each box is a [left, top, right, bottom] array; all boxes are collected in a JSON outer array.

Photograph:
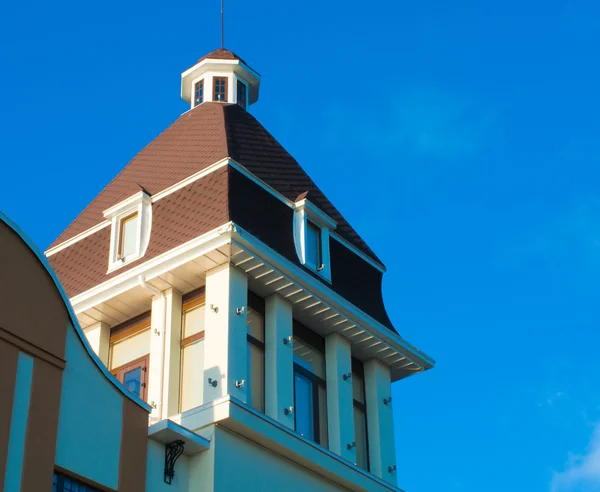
[[0, 211, 150, 491]]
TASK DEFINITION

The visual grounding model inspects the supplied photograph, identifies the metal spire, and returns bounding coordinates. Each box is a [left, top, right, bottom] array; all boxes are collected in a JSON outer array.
[[221, 0, 225, 48]]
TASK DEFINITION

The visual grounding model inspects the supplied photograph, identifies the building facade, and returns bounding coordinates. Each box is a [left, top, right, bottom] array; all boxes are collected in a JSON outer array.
[[0, 212, 149, 492], [42, 48, 434, 491]]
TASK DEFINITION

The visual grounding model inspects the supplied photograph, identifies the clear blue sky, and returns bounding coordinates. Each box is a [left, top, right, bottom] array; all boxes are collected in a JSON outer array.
[[1, 0, 599, 491]]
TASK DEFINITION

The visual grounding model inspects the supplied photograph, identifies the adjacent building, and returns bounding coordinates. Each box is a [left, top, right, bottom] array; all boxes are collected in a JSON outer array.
[[34, 47, 434, 491]]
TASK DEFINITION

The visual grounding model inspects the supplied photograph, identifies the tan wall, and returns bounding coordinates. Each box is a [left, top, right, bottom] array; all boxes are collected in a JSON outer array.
[[0, 217, 150, 491]]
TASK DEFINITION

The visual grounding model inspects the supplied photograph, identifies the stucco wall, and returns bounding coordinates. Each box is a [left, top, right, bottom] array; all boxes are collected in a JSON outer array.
[[146, 440, 190, 492], [55, 324, 123, 489], [213, 427, 347, 492]]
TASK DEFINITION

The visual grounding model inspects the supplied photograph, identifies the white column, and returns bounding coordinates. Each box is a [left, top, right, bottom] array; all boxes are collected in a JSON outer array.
[[148, 294, 167, 421], [265, 294, 294, 428], [364, 359, 397, 485], [83, 322, 110, 366], [162, 288, 182, 418], [203, 264, 248, 403], [325, 333, 355, 461]]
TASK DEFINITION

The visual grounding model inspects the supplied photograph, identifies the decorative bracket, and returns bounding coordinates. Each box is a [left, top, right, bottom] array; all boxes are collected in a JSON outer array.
[[164, 440, 185, 484]]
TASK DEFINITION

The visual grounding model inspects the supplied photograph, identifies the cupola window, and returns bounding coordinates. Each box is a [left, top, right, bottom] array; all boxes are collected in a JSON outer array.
[[118, 212, 138, 260], [214, 77, 228, 102], [194, 79, 204, 106], [237, 80, 247, 109]]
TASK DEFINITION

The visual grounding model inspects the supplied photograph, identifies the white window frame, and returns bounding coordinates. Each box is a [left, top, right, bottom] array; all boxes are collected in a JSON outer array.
[[104, 191, 152, 272], [293, 199, 336, 282]]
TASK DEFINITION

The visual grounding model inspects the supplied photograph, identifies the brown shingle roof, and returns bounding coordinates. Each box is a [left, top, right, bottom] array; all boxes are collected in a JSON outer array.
[[49, 168, 229, 297], [50, 102, 382, 266], [197, 48, 247, 66]]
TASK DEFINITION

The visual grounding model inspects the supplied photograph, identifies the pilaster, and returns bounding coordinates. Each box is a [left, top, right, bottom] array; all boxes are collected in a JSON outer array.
[[325, 332, 355, 461], [364, 359, 397, 484], [203, 264, 248, 404], [148, 294, 166, 421], [83, 322, 110, 366], [264, 294, 294, 428], [162, 289, 182, 418]]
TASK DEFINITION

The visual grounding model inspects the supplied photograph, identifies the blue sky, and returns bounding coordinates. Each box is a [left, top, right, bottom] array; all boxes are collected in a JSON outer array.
[[1, 0, 599, 490]]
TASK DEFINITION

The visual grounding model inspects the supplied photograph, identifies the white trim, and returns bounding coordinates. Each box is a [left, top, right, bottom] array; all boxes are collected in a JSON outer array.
[[70, 223, 234, 314], [4, 352, 34, 492], [106, 192, 152, 272], [46, 158, 386, 273], [151, 158, 229, 202], [45, 221, 110, 257], [228, 158, 294, 207], [171, 395, 403, 492], [294, 199, 337, 229], [148, 419, 210, 455], [103, 191, 148, 218], [293, 200, 334, 281], [0, 211, 152, 412], [232, 225, 435, 370], [330, 232, 386, 273]]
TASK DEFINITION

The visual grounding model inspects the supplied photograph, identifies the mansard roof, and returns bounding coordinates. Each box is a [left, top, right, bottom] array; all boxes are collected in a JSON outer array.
[[49, 102, 381, 265]]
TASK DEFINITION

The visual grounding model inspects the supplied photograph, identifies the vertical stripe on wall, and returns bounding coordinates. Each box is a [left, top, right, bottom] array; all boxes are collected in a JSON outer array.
[[0, 340, 19, 488], [21, 359, 63, 492], [3, 352, 34, 492]]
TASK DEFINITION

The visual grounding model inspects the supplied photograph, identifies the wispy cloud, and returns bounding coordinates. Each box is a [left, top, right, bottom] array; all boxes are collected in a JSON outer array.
[[551, 424, 600, 492], [320, 84, 495, 162]]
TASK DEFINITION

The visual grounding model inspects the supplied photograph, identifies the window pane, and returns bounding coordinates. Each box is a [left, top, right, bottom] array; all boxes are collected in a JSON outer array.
[[123, 366, 142, 397], [305, 221, 321, 269], [110, 328, 150, 369], [183, 304, 205, 337], [294, 372, 314, 441], [237, 80, 246, 109], [352, 371, 365, 404], [180, 339, 204, 412], [248, 343, 264, 412], [247, 309, 264, 342], [318, 385, 328, 448], [354, 406, 368, 470], [120, 214, 138, 257], [293, 337, 325, 379]]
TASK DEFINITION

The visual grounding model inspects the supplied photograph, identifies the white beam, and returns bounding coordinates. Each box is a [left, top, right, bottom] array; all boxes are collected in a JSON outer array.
[[83, 321, 110, 366], [325, 333, 355, 461], [264, 294, 294, 428], [364, 359, 397, 485], [203, 264, 249, 403]]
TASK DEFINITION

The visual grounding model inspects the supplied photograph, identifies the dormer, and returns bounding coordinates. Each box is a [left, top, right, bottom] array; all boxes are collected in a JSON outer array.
[[181, 48, 260, 110]]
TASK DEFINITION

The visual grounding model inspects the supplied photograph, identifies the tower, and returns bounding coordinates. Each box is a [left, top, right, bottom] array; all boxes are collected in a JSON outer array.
[[45, 47, 435, 492]]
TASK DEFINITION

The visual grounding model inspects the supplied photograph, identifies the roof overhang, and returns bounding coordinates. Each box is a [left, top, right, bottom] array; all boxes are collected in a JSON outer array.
[[70, 222, 433, 382]]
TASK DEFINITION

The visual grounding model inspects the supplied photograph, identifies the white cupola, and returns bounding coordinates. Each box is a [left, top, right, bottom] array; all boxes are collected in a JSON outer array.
[[181, 48, 260, 110]]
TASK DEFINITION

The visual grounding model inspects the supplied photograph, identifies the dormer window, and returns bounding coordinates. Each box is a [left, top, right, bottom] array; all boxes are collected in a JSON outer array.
[[293, 199, 337, 281], [214, 77, 228, 102], [194, 79, 204, 106], [104, 191, 152, 271], [237, 80, 247, 109], [118, 212, 139, 259]]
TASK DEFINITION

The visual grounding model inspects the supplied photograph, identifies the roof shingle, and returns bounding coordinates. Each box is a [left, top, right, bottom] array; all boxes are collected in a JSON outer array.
[[50, 102, 382, 268]]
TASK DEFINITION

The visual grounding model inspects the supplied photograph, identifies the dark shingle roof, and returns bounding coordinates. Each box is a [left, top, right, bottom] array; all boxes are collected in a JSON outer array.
[[49, 102, 383, 292]]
